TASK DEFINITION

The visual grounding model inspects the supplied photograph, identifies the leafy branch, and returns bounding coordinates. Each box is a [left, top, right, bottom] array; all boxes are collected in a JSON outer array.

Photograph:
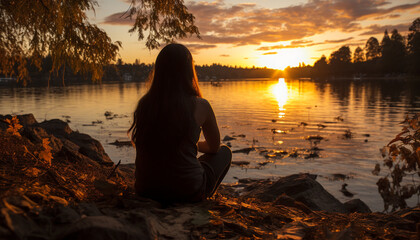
[[373, 113, 420, 211]]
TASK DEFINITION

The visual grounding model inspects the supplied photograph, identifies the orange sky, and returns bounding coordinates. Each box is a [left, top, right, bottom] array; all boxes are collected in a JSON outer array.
[[88, 0, 420, 70]]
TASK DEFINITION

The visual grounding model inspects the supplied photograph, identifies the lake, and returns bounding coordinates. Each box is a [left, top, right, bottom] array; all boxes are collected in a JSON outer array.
[[1, 78, 419, 211]]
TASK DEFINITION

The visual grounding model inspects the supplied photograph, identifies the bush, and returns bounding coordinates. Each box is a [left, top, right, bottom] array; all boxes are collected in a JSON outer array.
[[373, 113, 420, 212]]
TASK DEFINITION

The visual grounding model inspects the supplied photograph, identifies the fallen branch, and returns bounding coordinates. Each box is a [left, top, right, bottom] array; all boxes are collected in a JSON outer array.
[[107, 160, 121, 179]]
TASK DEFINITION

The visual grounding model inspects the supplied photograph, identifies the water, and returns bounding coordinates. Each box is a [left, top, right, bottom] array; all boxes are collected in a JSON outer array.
[[1, 78, 419, 211]]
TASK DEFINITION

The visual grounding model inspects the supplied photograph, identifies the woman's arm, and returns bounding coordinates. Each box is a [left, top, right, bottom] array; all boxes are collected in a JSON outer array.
[[197, 99, 220, 153]]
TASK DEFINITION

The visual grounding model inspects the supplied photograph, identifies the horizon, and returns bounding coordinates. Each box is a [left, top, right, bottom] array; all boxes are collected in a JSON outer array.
[[88, 0, 420, 70]]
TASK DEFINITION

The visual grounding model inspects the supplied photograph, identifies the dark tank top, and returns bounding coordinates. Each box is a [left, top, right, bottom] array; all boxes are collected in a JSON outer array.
[[134, 123, 205, 203]]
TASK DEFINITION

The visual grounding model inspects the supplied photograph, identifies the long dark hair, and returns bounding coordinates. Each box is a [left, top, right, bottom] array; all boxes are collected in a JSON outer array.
[[129, 44, 202, 156]]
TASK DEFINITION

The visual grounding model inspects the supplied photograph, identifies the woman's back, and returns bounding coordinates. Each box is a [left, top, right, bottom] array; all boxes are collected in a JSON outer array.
[[130, 44, 231, 204]]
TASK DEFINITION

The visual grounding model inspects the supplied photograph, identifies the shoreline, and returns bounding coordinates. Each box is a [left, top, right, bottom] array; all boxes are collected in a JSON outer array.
[[0, 76, 419, 89], [0, 114, 419, 239]]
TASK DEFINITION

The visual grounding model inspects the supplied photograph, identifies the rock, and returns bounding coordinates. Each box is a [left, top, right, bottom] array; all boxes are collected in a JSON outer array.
[[305, 135, 324, 141], [69, 132, 113, 165], [273, 194, 312, 214], [231, 161, 250, 166], [0, 225, 12, 239], [222, 135, 236, 141], [242, 173, 349, 213], [17, 114, 38, 126], [23, 126, 63, 153], [39, 119, 73, 137], [232, 147, 254, 154], [37, 118, 113, 165], [76, 203, 103, 217], [238, 178, 259, 184], [343, 199, 371, 213], [109, 140, 132, 147], [0, 208, 46, 239], [233, 134, 246, 138], [56, 216, 148, 240], [54, 206, 80, 224], [273, 194, 313, 214], [94, 179, 121, 197]]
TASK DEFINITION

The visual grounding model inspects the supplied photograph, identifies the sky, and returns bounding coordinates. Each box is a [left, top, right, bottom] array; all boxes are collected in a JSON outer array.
[[88, 0, 420, 70]]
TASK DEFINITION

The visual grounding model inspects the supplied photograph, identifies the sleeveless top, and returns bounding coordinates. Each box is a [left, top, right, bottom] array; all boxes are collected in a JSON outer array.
[[134, 123, 205, 203]]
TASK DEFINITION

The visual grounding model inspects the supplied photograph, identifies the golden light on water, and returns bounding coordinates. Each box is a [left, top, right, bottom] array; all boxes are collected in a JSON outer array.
[[271, 78, 288, 119]]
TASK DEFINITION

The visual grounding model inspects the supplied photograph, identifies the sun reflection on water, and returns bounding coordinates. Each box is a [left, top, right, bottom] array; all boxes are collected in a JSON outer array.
[[271, 78, 289, 119]]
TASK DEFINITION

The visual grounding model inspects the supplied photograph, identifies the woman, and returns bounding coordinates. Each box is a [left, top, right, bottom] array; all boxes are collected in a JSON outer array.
[[129, 43, 232, 204]]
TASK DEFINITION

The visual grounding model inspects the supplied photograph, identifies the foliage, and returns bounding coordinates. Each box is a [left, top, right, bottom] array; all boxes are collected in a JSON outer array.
[[0, 0, 120, 85], [329, 46, 351, 64], [312, 55, 329, 78], [329, 46, 352, 76], [38, 138, 53, 166], [0, 0, 199, 85], [5, 116, 22, 137], [353, 47, 364, 63], [407, 18, 420, 74], [381, 29, 406, 73], [285, 18, 420, 78], [365, 37, 381, 61], [373, 113, 420, 212], [127, 0, 200, 49]]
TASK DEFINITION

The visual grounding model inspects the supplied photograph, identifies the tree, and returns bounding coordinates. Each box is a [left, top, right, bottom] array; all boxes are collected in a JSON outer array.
[[407, 18, 420, 74], [329, 46, 352, 76], [312, 55, 329, 78], [381, 29, 406, 73], [353, 47, 365, 63], [0, 0, 199, 85], [365, 37, 381, 61]]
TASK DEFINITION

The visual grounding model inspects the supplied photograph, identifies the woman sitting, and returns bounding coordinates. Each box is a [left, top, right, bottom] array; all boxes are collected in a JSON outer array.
[[129, 43, 232, 204]]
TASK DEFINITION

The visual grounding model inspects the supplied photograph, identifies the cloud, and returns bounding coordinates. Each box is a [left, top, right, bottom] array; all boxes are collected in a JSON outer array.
[[325, 37, 354, 43], [182, 0, 419, 46], [374, 14, 401, 20], [103, 0, 420, 47], [220, 54, 230, 57], [183, 43, 217, 53], [291, 40, 313, 45], [256, 37, 355, 51], [262, 52, 277, 55], [103, 11, 134, 25], [360, 23, 411, 36]]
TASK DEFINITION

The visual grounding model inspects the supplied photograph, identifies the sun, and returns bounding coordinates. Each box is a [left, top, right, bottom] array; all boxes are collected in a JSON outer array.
[[258, 48, 309, 70]]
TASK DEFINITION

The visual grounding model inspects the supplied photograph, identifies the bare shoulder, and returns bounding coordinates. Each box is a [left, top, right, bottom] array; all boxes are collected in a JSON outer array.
[[194, 97, 212, 126], [195, 97, 211, 109]]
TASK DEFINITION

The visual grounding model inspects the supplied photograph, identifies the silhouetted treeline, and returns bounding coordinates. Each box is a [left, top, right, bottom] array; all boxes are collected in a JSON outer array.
[[1, 57, 281, 87], [285, 18, 420, 79], [196, 64, 281, 80]]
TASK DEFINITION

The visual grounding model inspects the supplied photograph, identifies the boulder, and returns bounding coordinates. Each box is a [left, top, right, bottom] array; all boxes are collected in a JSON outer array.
[[56, 216, 149, 240], [242, 173, 352, 213], [54, 205, 81, 224], [344, 199, 372, 213], [17, 114, 38, 126], [39, 119, 113, 165], [23, 126, 63, 153], [76, 203, 103, 217], [39, 119, 73, 137], [69, 132, 113, 165]]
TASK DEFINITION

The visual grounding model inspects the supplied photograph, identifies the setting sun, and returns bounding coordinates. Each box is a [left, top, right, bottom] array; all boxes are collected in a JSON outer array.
[[258, 48, 309, 70]]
